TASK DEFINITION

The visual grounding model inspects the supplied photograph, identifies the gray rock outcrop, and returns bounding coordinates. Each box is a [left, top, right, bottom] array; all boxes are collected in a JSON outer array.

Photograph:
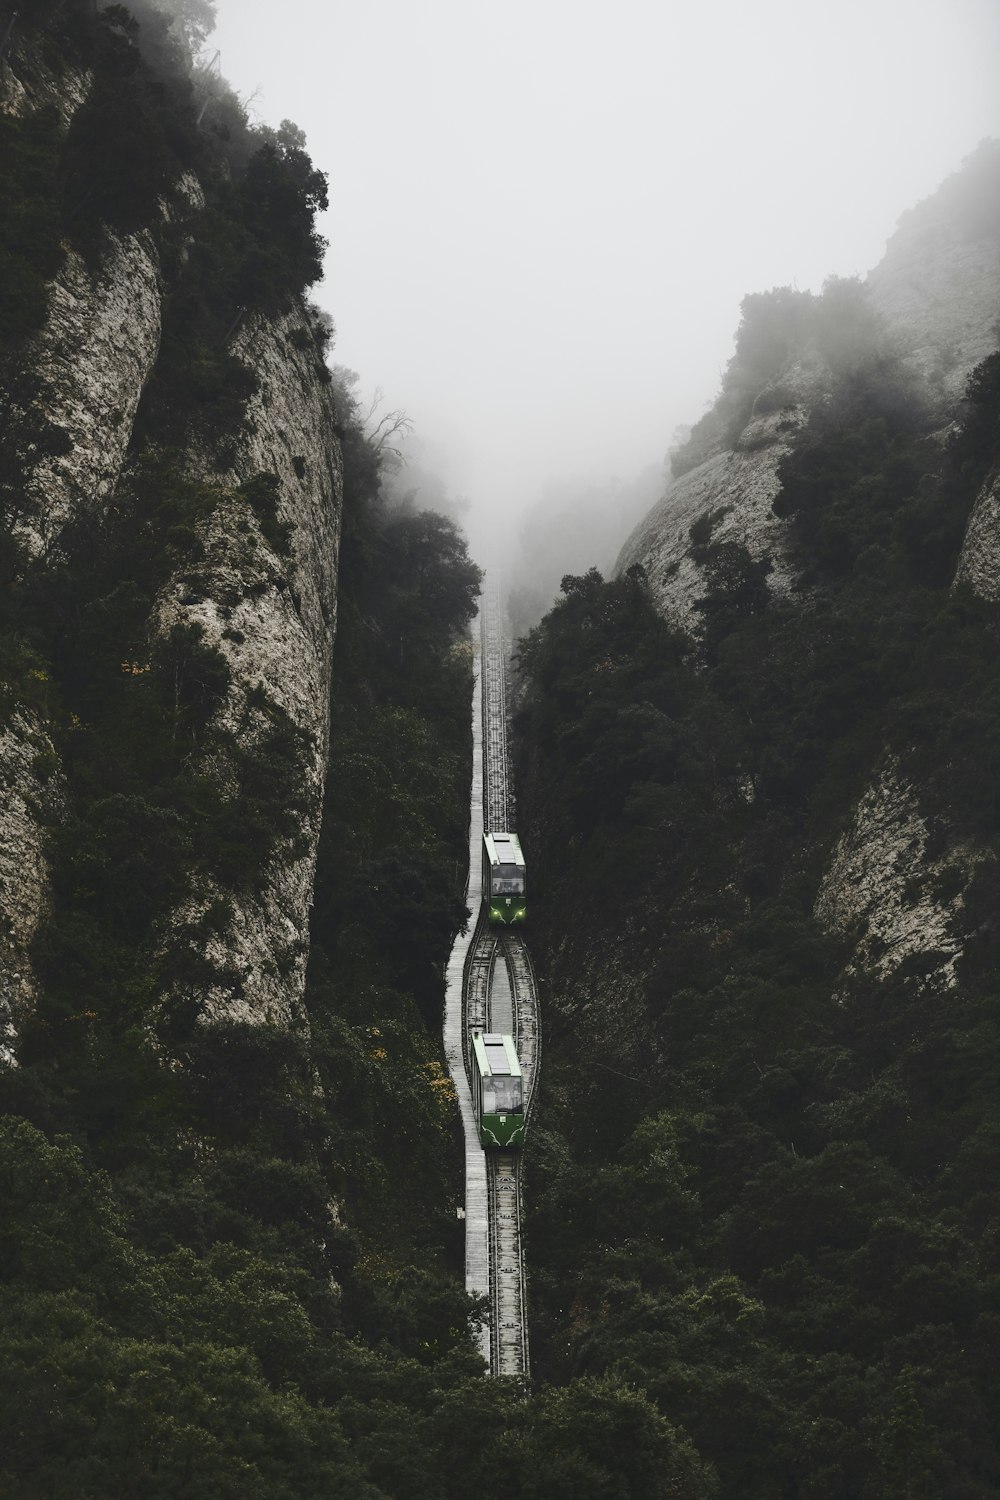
[[16, 231, 168, 560], [155, 309, 342, 1025], [0, 29, 343, 1043], [616, 399, 804, 628], [0, 712, 62, 1063], [616, 148, 999, 988], [616, 147, 1000, 633], [867, 177, 1000, 404], [0, 44, 166, 1033], [955, 464, 1000, 600], [813, 765, 978, 989]]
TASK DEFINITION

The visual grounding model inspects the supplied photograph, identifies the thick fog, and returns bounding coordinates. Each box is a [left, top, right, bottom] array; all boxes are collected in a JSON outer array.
[[209, 0, 1000, 581]]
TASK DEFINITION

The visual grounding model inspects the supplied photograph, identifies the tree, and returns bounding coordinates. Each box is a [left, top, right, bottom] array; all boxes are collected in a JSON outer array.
[[386, 510, 482, 632], [516, 1376, 718, 1499], [127, 0, 218, 52]]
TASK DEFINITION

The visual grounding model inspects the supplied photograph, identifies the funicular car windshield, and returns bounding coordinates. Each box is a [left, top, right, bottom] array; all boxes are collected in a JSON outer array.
[[493, 863, 525, 894], [483, 1075, 522, 1114]]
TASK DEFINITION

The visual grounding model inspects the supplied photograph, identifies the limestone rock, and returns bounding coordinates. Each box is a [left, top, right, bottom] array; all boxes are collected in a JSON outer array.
[[0, 92, 195, 1046], [15, 232, 166, 560], [3, 37, 205, 563], [1, 26, 344, 1045], [867, 179, 1000, 404], [0, 711, 62, 1062], [814, 766, 979, 988], [0, 47, 90, 126], [615, 370, 817, 629], [954, 464, 1000, 600], [155, 309, 342, 1026], [618, 152, 1000, 634]]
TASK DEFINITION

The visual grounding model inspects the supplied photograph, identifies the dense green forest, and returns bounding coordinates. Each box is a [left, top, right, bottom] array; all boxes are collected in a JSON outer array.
[[515, 296, 1000, 1495], [1, 4, 718, 1493], [6, 4, 1000, 1495], [0, 223, 487, 1500]]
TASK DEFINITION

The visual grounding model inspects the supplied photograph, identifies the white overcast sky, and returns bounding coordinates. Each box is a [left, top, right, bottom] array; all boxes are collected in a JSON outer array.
[[210, 0, 1000, 553]]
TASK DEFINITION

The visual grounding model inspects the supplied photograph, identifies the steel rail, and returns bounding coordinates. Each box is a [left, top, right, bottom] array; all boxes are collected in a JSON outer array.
[[480, 574, 511, 832], [462, 908, 497, 1083], [501, 931, 540, 1119], [487, 1151, 528, 1376]]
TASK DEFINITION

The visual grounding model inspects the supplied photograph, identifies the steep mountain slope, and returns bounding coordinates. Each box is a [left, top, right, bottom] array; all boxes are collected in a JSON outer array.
[[867, 146, 1000, 400], [614, 145, 1000, 996], [0, 1, 341, 1047], [516, 147, 1000, 1496], [617, 143, 1000, 632], [1, 9, 720, 1495]]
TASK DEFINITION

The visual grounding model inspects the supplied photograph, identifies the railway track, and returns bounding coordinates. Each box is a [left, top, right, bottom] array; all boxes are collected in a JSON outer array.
[[464, 922, 496, 1037], [487, 1152, 528, 1375], [443, 571, 538, 1377], [464, 572, 539, 1377], [481, 574, 512, 833]]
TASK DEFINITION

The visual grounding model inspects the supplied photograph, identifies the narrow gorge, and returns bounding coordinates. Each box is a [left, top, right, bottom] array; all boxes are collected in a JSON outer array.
[[2, 3, 1000, 1496]]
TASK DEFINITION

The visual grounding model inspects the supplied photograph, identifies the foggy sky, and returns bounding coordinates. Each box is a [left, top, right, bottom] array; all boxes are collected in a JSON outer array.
[[210, 0, 1000, 559]]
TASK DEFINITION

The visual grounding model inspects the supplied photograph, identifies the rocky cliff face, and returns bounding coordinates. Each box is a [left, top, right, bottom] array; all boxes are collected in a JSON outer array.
[[0, 712, 62, 1063], [812, 764, 979, 988], [155, 308, 342, 1025], [617, 147, 1000, 630], [867, 178, 1000, 404], [17, 229, 168, 561], [0, 41, 139, 1035], [614, 146, 1000, 992], [614, 376, 811, 628], [0, 44, 90, 125], [814, 161, 999, 988], [955, 462, 1000, 599], [0, 17, 343, 1044]]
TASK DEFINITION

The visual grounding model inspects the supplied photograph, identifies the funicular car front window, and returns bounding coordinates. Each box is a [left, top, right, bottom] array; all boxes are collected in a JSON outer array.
[[484, 1076, 521, 1114]]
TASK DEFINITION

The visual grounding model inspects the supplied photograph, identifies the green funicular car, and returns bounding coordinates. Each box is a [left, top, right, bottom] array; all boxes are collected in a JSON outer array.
[[483, 832, 526, 925], [472, 1032, 524, 1148]]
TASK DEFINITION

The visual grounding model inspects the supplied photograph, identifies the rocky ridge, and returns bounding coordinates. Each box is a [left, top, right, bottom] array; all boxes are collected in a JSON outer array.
[[0, 24, 343, 1043], [614, 388, 808, 628], [955, 462, 1000, 599], [813, 765, 979, 988], [615, 148, 1000, 991], [16, 229, 169, 560], [0, 42, 129, 1039], [155, 308, 342, 1025], [616, 150, 1000, 629], [867, 181, 1000, 403], [0, 711, 63, 1063]]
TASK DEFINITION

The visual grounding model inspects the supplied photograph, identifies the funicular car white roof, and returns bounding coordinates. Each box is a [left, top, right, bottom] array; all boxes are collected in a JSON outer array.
[[483, 832, 525, 869], [472, 1031, 522, 1078]]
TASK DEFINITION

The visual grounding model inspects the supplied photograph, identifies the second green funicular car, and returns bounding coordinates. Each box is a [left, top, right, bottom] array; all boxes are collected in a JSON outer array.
[[471, 1031, 524, 1148]]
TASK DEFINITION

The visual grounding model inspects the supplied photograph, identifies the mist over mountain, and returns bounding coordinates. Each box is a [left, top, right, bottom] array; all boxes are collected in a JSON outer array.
[[207, 0, 1000, 548], [2, 0, 1000, 1495], [505, 463, 666, 640]]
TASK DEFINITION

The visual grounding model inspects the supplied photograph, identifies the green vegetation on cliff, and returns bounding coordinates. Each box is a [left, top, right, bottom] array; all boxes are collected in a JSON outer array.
[[515, 344, 1000, 1496], [1, 6, 726, 1492], [0, 387, 486, 1494], [2, 5, 488, 1493]]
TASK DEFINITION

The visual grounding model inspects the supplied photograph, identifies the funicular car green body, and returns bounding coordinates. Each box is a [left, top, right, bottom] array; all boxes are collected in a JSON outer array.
[[483, 832, 526, 925], [471, 1032, 524, 1148]]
